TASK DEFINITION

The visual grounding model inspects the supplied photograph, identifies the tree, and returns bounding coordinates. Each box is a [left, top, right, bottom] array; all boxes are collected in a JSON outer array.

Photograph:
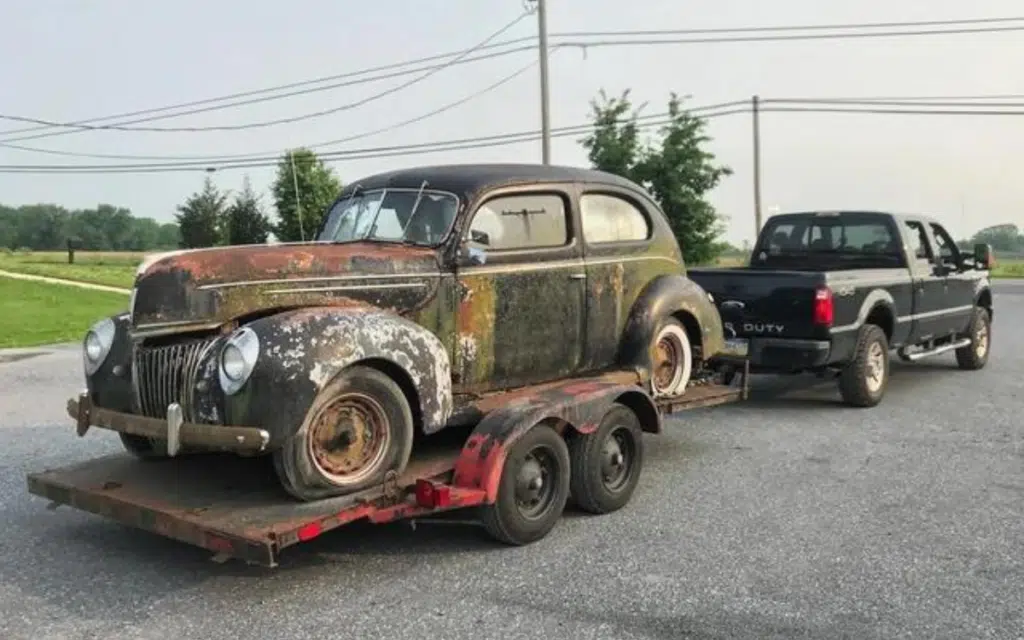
[[175, 177, 228, 248], [580, 90, 733, 265], [225, 176, 271, 245], [271, 148, 341, 242]]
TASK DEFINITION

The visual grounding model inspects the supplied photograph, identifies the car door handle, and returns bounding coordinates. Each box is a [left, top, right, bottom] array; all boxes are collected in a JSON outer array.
[[569, 273, 586, 280]]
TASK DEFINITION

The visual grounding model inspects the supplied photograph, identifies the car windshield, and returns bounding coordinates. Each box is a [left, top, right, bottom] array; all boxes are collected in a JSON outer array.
[[317, 188, 459, 246]]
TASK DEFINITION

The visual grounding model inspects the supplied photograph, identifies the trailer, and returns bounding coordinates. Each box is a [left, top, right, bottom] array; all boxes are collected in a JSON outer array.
[[26, 362, 748, 568]]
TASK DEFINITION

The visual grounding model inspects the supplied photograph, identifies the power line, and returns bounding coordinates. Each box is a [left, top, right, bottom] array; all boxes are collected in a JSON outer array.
[[0, 58, 545, 162], [2, 18, 1023, 140], [3, 100, 1023, 175], [0, 102, 750, 174]]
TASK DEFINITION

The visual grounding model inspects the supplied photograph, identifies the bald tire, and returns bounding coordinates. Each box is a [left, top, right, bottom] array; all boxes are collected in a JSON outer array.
[[273, 366, 414, 502], [568, 404, 644, 515]]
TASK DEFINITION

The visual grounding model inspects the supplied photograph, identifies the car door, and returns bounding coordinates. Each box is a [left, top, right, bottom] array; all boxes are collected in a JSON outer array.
[[901, 218, 947, 342], [928, 221, 977, 335], [453, 185, 586, 392], [575, 188, 676, 371]]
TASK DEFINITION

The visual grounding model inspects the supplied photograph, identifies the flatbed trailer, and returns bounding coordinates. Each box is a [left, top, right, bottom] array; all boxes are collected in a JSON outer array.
[[26, 362, 749, 567]]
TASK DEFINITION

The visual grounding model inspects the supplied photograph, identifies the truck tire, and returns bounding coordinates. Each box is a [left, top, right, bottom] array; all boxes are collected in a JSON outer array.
[[955, 306, 991, 371], [568, 403, 644, 515], [273, 365, 414, 502], [650, 316, 693, 397], [837, 324, 889, 407], [119, 433, 170, 460], [480, 422, 571, 545]]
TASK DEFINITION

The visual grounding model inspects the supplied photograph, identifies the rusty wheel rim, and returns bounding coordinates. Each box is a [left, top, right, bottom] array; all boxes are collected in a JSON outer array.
[[307, 392, 391, 486], [653, 334, 682, 392]]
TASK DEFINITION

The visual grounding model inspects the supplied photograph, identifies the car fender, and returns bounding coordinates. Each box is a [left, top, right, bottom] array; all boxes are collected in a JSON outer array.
[[616, 273, 726, 374], [450, 378, 660, 502], [224, 306, 453, 445]]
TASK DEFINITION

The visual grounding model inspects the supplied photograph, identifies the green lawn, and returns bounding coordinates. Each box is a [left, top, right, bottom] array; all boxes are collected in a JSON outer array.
[[0, 277, 130, 348], [0, 250, 142, 289]]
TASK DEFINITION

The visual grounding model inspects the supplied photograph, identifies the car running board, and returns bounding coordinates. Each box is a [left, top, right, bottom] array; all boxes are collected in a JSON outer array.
[[902, 337, 971, 361]]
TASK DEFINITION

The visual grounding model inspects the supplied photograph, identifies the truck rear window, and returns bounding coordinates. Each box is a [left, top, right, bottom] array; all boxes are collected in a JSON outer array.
[[753, 214, 904, 268]]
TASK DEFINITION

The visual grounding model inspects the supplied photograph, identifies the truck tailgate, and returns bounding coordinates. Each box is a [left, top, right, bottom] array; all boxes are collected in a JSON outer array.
[[688, 267, 828, 339]]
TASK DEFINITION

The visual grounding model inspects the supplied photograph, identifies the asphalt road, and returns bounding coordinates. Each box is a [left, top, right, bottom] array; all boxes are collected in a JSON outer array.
[[2, 282, 1022, 640]]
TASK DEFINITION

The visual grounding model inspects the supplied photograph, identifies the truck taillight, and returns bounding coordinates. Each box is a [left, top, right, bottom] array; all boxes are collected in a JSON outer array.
[[813, 287, 834, 326]]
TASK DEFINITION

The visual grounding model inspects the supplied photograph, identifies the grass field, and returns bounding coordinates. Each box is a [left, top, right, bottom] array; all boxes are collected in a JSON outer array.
[[0, 251, 142, 289], [0, 278, 130, 349]]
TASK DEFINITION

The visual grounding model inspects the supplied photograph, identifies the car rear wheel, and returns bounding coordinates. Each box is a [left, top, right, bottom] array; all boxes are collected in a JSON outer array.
[[955, 306, 991, 370], [274, 365, 414, 502], [837, 323, 889, 407], [649, 317, 693, 398]]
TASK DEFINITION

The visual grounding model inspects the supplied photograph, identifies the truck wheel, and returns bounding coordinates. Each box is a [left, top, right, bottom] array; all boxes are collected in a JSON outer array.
[[568, 403, 644, 515], [118, 433, 170, 460], [955, 306, 991, 370], [273, 365, 414, 502], [480, 422, 571, 545], [650, 317, 692, 397], [837, 324, 889, 407]]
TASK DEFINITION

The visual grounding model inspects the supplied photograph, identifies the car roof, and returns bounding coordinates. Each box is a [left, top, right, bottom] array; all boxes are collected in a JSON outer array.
[[333, 162, 646, 202], [764, 210, 939, 225]]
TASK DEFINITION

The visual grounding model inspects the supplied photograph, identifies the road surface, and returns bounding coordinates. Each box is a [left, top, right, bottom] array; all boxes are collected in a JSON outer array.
[[1, 282, 1021, 639]]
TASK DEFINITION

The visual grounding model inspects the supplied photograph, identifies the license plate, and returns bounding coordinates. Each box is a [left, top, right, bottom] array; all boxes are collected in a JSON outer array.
[[722, 337, 749, 357]]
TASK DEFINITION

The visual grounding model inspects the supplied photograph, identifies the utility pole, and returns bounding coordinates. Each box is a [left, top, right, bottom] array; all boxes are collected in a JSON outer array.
[[535, 0, 552, 164], [289, 150, 305, 241], [751, 94, 763, 239]]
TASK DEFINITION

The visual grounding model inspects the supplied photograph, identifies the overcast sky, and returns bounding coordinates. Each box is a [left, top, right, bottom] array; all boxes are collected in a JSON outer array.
[[1, 0, 1022, 246]]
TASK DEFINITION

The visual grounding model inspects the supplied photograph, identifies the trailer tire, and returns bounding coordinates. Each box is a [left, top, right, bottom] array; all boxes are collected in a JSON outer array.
[[837, 323, 889, 407], [273, 365, 414, 502], [568, 403, 644, 515], [118, 433, 170, 460], [480, 422, 571, 546]]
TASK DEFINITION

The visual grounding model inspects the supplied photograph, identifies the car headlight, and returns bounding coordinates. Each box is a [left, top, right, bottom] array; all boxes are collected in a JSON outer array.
[[218, 326, 259, 395], [83, 317, 116, 376]]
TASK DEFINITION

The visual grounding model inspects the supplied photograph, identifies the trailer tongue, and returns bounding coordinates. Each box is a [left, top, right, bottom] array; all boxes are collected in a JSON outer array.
[[26, 364, 748, 567]]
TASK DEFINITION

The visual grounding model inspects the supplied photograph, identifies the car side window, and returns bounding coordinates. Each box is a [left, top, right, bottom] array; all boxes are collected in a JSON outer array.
[[579, 193, 650, 243], [929, 223, 959, 265], [904, 221, 932, 261], [467, 193, 569, 251]]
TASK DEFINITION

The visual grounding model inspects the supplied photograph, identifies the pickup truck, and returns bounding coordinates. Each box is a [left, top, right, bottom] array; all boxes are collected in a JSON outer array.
[[688, 210, 994, 407]]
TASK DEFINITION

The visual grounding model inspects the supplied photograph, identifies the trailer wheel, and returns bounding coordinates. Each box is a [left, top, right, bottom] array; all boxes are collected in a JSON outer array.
[[837, 323, 889, 407], [274, 365, 414, 502], [568, 403, 644, 514], [118, 433, 170, 460], [480, 422, 571, 546], [650, 316, 693, 397]]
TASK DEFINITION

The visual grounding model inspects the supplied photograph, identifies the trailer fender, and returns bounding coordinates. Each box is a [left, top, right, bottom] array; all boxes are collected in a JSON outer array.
[[226, 306, 453, 444], [451, 380, 659, 502]]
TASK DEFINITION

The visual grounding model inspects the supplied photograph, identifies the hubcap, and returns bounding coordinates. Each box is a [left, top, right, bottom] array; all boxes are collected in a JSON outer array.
[[514, 447, 558, 520], [308, 392, 391, 486], [975, 319, 989, 358], [864, 341, 886, 393], [600, 427, 634, 492]]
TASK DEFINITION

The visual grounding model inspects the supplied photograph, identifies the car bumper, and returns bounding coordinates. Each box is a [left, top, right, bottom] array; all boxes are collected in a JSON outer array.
[[747, 338, 831, 370], [67, 393, 271, 457]]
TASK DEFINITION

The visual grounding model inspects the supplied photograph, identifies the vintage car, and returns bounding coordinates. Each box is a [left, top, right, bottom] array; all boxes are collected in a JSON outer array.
[[76, 163, 727, 501]]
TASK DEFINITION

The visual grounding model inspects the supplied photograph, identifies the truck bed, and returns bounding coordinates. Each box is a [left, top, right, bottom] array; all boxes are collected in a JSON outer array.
[[26, 367, 747, 567]]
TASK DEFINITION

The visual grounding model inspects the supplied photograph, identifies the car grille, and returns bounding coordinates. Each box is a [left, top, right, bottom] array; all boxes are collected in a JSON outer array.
[[132, 336, 218, 421]]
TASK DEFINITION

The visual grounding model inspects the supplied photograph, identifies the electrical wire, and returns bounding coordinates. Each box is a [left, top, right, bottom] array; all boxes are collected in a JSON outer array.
[[0, 9, 534, 137], [8, 100, 1024, 175], [0, 102, 752, 174], [2, 16, 1023, 140]]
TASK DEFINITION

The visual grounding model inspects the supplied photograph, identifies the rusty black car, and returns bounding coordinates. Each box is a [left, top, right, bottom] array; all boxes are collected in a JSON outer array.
[[75, 163, 728, 501]]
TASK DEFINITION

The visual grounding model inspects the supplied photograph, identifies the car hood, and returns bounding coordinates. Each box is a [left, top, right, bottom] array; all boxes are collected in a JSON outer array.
[[129, 242, 442, 334]]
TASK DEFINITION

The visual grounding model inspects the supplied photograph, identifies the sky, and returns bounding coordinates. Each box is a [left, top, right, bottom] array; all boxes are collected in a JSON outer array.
[[1, 0, 1022, 248]]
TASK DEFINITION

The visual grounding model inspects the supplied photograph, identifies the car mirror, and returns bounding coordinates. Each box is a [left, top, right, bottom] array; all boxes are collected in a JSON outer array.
[[459, 239, 487, 266], [973, 243, 994, 270], [470, 229, 490, 246]]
